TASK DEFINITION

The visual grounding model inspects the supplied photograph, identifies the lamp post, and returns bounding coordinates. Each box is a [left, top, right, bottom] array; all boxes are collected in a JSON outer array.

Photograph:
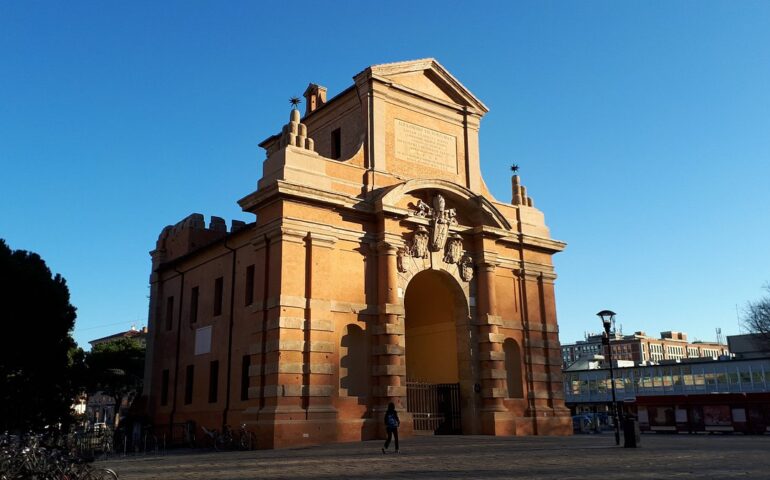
[[597, 309, 620, 446]]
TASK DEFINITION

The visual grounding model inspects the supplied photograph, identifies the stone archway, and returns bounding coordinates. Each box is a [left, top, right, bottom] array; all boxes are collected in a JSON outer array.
[[403, 269, 475, 434]]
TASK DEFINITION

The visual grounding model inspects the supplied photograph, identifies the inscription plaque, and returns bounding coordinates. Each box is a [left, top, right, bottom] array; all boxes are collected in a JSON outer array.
[[394, 119, 457, 173]]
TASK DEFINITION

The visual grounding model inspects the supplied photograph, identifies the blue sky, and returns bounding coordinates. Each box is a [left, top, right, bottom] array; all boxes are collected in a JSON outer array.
[[1, 1, 769, 349]]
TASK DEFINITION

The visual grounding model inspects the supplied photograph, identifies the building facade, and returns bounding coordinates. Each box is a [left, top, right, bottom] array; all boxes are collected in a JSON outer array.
[[89, 325, 148, 349], [561, 331, 729, 368], [564, 356, 770, 434], [143, 59, 571, 448]]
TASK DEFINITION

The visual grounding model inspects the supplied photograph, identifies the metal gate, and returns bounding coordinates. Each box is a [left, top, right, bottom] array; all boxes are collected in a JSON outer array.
[[406, 381, 462, 434]]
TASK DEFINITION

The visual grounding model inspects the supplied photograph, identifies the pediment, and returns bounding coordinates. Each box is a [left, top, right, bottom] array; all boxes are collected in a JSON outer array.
[[362, 58, 489, 114], [375, 178, 511, 230]]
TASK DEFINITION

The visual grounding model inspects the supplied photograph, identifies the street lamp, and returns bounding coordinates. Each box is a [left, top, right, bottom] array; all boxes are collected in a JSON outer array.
[[597, 309, 620, 446]]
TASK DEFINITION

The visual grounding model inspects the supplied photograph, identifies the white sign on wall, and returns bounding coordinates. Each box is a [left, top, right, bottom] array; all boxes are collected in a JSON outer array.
[[194, 325, 212, 355]]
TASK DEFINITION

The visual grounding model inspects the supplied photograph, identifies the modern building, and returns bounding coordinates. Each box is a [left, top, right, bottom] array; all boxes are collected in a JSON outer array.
[[142, 59, 572, 449], [563, 355, 770, 434], [728, 333, 770, 359], [561, 330, 729, 368]]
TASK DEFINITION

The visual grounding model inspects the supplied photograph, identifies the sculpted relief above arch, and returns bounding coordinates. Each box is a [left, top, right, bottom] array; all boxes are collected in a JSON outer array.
[[394, 192, 475, 303], [377, 178, 515, 306]]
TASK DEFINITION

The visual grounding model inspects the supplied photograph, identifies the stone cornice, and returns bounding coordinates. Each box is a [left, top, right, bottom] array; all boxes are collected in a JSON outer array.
[[238, 180, 372, 215], [250, 217, 376, 248], [517, 233, 566, 253]]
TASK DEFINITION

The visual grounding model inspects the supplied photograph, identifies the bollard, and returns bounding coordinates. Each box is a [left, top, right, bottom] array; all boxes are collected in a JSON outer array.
[[623, 416, 641, 448]]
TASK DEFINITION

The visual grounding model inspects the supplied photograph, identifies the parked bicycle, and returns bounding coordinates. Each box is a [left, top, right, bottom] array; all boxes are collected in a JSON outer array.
[[236, 424, 255, 451], [0, 431, 118, 480], [199, 424, 255, 451]]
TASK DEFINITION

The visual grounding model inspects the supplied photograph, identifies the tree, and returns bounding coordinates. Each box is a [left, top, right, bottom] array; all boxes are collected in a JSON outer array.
[[744, 285, 770, 340], [0, 239, 79, 432], [85, 338, 145, 425]]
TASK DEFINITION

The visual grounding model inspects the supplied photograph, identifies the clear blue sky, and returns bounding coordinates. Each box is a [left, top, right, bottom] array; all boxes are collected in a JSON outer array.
[[2, 1, 769, 349]]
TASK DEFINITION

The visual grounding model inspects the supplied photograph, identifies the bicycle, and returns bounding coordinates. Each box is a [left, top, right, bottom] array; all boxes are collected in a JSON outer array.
[[56, 457, 119, 480], [200, 426, 222, 451], [236, 424, 255, 451]]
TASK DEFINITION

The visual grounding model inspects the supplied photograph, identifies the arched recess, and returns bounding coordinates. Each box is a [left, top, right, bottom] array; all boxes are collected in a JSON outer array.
[[339, 324, 368, 398], [503, 338, 524, 398]]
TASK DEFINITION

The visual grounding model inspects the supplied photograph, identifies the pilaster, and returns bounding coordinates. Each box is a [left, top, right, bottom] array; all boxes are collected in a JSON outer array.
[[375, 241, 407, 424]]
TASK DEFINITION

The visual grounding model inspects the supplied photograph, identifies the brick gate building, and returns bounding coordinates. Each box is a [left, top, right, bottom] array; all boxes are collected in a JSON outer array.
[[143, 59, 571, 448]]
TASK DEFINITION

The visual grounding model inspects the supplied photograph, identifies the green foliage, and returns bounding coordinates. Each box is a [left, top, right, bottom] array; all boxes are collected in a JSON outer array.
[[0, 238, 79, 431], [85, 337, 145, 411]]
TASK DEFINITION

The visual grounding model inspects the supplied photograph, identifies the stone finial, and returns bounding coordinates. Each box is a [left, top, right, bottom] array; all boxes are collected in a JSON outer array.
[[279, 108, 315, 151], [303, 83, 327, 115], [511, 175, 534, 207]]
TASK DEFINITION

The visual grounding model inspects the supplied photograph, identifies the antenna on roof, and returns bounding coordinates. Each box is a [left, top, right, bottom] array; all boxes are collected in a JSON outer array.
[[716, 327, 724, 345]]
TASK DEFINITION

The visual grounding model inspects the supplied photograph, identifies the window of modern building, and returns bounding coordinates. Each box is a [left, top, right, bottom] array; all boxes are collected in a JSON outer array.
[[184, 365, 194, 405], [160, 369, 169, 406], [245, 265, 255, 306], [214, 276, 224, 316], [241, 355, 250, 401], [330, 128, 341, 159], [208, 360, 219, 403], [190, 286, 199, 324], [165, 296, 174, 331]]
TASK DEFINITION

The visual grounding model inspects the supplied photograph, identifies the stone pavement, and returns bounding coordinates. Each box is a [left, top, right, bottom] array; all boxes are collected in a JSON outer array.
[[99, 434, 770, 479]]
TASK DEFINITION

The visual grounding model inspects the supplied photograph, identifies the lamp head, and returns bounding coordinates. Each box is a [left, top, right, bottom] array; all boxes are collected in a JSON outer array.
[[596, 310, 616, 332]]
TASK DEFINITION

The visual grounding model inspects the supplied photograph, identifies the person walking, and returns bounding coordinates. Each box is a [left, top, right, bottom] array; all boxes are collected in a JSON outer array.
[[382, 402, 400, 454]]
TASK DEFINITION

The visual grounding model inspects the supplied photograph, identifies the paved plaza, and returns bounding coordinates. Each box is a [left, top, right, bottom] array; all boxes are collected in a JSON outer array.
[[100, 433, 770, 479]]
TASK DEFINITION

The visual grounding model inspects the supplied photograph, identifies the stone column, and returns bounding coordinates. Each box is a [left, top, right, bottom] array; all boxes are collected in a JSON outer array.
[[477, 261, 506, 413], [303, 232, 337, 418], [253, 228, 307, 422], [374, 241, 406, 433], [520, 268, 570, 434], [474, 238, 507, 435], [534, 271, 572, 433], [519, 269, 541, 424]]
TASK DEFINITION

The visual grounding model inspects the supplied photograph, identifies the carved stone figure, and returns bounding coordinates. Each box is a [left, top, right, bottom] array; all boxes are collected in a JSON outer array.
[[459, 254, 474, 282], [408, 193, 458, 252], [414, 199, 433, 218], [397, 248, 408, 273], [411, 226, 429, 258], [444, 233, 463, 264]]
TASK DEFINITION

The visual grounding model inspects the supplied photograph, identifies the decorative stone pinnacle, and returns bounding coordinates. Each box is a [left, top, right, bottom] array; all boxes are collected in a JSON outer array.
[[511, 175, 534, 207], [279, 108, 315, 151]]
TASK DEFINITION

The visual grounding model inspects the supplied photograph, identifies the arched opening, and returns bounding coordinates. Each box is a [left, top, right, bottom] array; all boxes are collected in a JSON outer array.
[[503, 338, 524, 398], [404, 269, 469, 434], [404, 271, 459, 383]]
